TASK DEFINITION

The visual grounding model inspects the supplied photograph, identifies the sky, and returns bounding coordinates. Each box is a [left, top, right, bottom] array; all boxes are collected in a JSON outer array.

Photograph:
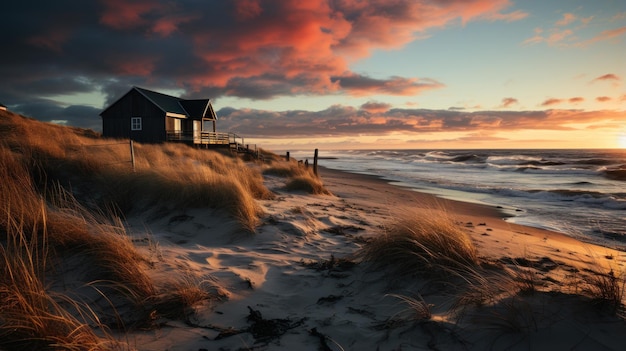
[[1, 0, 625, 150]]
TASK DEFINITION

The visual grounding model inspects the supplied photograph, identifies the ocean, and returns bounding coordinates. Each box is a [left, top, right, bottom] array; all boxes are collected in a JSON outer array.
[[290, 149, 626, 251]]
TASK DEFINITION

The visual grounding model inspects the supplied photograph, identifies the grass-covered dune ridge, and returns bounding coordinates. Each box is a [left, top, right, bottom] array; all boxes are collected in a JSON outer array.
[[0, 109, 274, 349], [0, 109, 272, 230]]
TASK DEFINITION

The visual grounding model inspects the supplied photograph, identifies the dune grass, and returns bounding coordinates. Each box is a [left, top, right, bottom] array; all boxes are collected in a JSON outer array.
[[0, 172, 112, 349], [586, 268, 625, 313], [358, 208, 479, 278], [0, 109, 274, 348], [264, 159, 331, 195], [0, 109, 272, 230]]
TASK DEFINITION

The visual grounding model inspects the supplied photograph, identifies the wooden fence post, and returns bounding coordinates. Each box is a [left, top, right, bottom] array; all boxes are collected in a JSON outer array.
[[129, 139, 136, 172], [313, 148, 318, 176]]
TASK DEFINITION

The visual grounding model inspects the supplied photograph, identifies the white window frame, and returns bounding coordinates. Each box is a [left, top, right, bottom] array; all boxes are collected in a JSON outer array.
[[131, 117, 142, 131]]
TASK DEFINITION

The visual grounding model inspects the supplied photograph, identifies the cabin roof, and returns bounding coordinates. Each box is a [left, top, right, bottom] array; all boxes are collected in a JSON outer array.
[[135, 87, 189, 116], [101, 86, 216, 120]]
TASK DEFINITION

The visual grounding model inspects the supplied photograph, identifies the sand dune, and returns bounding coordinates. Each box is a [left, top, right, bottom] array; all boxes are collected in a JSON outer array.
[[118, 166, 626, 350]]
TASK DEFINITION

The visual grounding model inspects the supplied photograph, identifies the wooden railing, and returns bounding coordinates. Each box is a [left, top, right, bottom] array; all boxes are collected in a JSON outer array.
[[166, 131, 243, 146]]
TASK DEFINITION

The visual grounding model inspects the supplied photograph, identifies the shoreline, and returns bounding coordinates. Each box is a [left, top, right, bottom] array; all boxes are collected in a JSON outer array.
[[318, 165, 625, 265]]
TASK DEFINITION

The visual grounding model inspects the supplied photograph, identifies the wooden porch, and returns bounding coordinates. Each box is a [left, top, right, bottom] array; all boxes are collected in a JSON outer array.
[[166, 131, 245, 151]]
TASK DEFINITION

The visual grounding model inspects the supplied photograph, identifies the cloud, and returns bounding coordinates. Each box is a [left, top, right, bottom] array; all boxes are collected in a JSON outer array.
[[216, 106, 626, 138], [596, 96, 612, 102], [541, 98, 563, 107], [522, 28, 573, 46], [555, 13, 577, 26], [10, 99, 102, 131], [580, 26, 626, 46], [591, 73, 621, 83], [569, 97, 584, 103], [332, 74, 444, 96], [523, 11, 626, 48], [0, 0, 527, 119], [360, 101, 392, 113], [500, 97, 518, 108]]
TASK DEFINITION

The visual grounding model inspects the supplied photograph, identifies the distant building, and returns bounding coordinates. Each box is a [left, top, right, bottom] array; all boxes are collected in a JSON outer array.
[[100, 86, 232, 146], [0, 103, 6, 111]]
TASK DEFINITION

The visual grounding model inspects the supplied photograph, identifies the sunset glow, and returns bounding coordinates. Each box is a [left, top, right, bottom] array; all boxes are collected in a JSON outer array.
[[618, 132, 626, 149], [1, 0, 624, 150]]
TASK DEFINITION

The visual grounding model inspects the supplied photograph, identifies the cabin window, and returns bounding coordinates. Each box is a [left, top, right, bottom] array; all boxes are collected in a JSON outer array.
[[131, 117, 142, 131]]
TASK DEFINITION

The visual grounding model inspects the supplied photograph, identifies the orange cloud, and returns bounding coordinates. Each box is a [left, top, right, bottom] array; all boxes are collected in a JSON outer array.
[[18, 0, 531, 101], [596, 96, 612, 102], [569, 97, 584, 103], [591, 73, 621, 83], [217, 107, 626, 138], [126, 0, 523, 98], [500, 97, 518, 108], [541, 98, 563, 106], [360, 101, 392, 113]]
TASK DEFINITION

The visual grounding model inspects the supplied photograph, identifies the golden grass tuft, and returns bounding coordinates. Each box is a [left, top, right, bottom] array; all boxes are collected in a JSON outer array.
[[358, 208, 478, 277], [263, 159, 306, 177], [285, 174, 331, 195], [264, 159, 331, 195]]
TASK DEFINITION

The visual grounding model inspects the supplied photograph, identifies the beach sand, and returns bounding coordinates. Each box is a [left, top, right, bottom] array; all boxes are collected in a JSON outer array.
[[124, 166, 626, 350]]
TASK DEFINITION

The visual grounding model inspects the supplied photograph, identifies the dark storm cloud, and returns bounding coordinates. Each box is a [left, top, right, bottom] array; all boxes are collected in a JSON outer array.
[[1, 0, 523, 127], [11, 100, 102, 131]]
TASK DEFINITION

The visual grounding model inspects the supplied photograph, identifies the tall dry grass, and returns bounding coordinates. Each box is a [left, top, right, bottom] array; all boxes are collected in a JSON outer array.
[[0, 148, 131, 350], [0, 109, 273, 230], [264, 159, 330, 195], [358, 208, 479, 278], [0, 109, 269, 347]]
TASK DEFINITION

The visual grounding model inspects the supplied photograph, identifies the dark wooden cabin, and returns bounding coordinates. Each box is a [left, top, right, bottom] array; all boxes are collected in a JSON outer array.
[[100, 87, 235, 146]]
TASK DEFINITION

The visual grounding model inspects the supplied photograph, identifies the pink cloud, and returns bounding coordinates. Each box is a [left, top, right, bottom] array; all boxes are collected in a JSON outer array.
[[541, 98, 563, 107], [92, 0, 528, 98], [485, 10, 528, 22], [523, 28, 573, 46], [186, 0, 524, 96], [500, 97, 518, 108], [582, 26, 626, 45], [555, 13, 577, 26]]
